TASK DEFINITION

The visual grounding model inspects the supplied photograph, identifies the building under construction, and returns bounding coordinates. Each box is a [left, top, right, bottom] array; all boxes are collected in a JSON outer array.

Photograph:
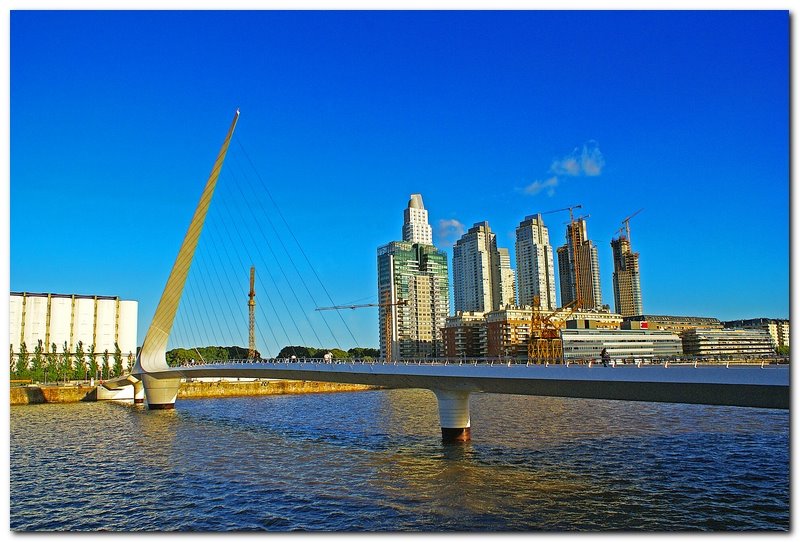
[[611, 209, 644, 317], [611, 235, 642, 317], [556, 218, 603, 310]]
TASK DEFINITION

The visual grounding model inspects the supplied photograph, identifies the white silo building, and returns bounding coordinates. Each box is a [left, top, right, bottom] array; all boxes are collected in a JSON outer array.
[[9, 292, 138, 370]]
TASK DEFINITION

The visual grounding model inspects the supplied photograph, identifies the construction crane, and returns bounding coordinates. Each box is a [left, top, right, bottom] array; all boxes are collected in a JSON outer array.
[[316, 298, 408, 363], [620, 208, 644, 242], [248, 266, 256, 359], [315, 300, 408, 311], [528, 295, 578, 364], [543, 204, 584, 309], [542, 204, 582, 219]]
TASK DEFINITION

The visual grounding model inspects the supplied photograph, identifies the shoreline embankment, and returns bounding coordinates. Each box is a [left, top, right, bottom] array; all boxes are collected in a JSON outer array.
[[10, 380, 377, 406]]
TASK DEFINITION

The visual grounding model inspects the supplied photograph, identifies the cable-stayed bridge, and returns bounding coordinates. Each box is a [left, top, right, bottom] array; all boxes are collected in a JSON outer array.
[[105, 110, 789, 443]]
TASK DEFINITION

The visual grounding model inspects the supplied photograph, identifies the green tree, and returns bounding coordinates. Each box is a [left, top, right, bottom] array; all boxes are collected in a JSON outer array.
[[777, 345, 789, 356], [102, 349, 110, 380], [114, 342, 123, 377], [46, 342, 58, 384], [226, 346, 254, 360], [73, 340, 86, 380], [88, 343, 98, 381], [165, 345, 256, 365], [348, 347, 380, 359], [127, 352, 134, 373], [167, 348, 183, 366], [61, 341, 71, 383], [203, 346, 229, 362], [15, 341, 29, 379], [30, 340, 45, 382], [278, 346, 315, 358]]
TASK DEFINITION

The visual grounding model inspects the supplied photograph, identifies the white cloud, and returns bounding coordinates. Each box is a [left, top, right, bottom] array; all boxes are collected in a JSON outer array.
[[549, 141, 605, 178], [523, 176, 559, 197], [551, 156, 581, 176], [580, 141, 605, 176], [522, 140, 605, 197], [436, 218, 465, 247]]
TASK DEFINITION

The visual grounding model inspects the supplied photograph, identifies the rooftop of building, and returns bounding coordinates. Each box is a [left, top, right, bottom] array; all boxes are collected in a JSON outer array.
[[683, 327, 773, 336], [624, 314, 721, 324], [407, 193, 425, 209], [468, 221, 491, 231], [11, 291, 129, 301], [561, 328, 680, 336], [723, 318, 789, 325]]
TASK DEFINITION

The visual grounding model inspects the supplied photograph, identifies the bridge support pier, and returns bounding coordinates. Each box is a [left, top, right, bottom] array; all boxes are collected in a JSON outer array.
[[133, 380, 145, 404], [142, 374, 181, 410], [433, 389, 471, 443]]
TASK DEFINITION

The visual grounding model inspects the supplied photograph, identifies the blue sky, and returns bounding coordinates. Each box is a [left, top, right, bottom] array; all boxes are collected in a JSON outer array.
[[9, 10, 789, 353]]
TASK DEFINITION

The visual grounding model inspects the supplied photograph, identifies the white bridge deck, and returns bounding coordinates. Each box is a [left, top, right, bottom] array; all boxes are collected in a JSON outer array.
[[118, 359, 789, 410]]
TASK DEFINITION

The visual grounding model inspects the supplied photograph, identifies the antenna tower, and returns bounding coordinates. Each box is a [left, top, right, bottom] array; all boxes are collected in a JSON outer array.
[[248, 266, 256, 359]]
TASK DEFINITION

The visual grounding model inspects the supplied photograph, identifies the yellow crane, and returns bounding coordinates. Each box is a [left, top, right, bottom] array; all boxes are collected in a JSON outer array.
[[528, 295, 578, 364]]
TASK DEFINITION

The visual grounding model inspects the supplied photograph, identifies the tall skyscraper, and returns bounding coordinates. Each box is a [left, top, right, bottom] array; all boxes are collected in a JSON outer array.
[[402, 193, 433, 245], [452, 221, 515, 313], [515, 214, 557, 310], [378, 195, 449, 360], [611, 234, 643, 317], [557, 218, 603, 309]]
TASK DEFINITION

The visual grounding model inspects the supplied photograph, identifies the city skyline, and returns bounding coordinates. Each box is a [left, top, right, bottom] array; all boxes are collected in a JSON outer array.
[[8, 11, 789, 351]]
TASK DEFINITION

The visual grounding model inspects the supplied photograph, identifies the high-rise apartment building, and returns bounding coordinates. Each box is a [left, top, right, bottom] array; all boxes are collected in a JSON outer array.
[[611, 234, 643, 317], [452, 221, 515, 313], [515, 214, 557, 310], [402, 193, 433, 245], [557, 219, 602, 309], [378, 195, 449, 360]]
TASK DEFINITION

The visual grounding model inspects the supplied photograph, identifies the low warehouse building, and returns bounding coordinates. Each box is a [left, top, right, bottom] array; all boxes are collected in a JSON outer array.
[[561, 328, 682, 362]]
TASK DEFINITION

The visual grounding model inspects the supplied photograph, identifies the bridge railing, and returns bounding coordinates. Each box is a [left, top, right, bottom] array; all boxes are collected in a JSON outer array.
[[175, 355, 788, 368]]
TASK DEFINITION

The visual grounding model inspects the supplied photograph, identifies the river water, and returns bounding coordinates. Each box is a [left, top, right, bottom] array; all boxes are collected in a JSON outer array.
[[10, 388, 789, 531]]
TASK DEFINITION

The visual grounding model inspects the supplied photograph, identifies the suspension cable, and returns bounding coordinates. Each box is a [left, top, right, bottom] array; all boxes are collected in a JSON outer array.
[[234, 136, 360, 349]]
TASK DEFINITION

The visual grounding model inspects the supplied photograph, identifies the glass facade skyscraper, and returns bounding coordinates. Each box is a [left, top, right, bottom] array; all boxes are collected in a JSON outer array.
[[378, 195, 449, 360]]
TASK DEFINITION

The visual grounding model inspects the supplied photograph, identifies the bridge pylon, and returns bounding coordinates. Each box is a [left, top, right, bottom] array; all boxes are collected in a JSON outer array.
[[133, 109, 240, 409]]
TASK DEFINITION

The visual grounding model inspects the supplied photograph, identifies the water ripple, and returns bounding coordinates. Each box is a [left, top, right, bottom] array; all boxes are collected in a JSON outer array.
[[10, 390, 788, 531]]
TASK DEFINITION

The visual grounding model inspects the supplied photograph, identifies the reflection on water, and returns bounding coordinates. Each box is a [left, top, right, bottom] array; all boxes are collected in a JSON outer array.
[[10, 389, 788, 531]]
